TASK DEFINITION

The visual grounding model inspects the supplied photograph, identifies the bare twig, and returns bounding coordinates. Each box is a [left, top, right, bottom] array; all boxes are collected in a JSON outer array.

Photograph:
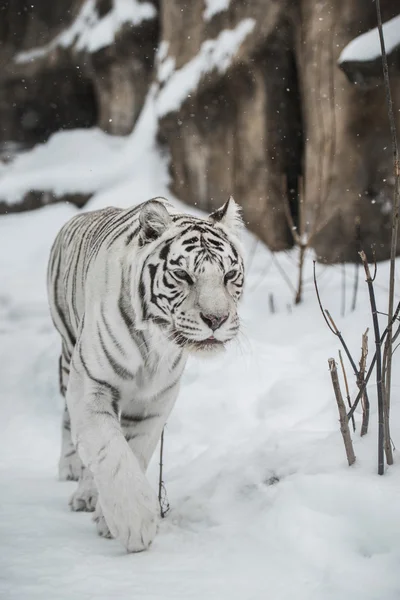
[[376, 0, 399, 468], [245, 238, 259, 278], [382, 338, 393, 463], [341, 262, 346, 317], [339, 350, 355, 432], [295, 244, 306, 305], [271, 252, 296, 295], [282, 176, 301, 246], [313, 261, 336, 334], [351, 263, 359, 312], [268, 293, 276, 314], [351, 218, 361, 312], [158, 427, 170, 518], [325, 310, 364, 382], [347, 300, 400, 420], [358, 329, 370, 436], [359, 250, 384, 475], [328, 358, 356, 466]]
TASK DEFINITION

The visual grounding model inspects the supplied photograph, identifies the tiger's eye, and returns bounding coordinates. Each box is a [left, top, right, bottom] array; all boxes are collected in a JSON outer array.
[[173, 269, 193, 284], [224, 270, 237, 283]]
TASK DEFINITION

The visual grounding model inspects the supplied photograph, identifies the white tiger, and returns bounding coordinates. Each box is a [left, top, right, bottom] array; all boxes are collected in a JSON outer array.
[[47, 196, 244, 552]]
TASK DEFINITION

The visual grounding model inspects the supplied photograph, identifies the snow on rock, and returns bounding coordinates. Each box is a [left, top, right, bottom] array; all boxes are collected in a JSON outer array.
[[2, 88, 400, 599], [157, 18, 255, 118], [16, 0, 156, 63], [339, 14, 400, 64], [203, 0, 231, 21], [156, 41, 176, 84], [0, 86, 159, 207]]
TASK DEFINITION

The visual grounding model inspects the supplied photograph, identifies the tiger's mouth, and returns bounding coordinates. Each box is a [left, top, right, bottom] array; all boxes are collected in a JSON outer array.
[[172, 332, 226, 353], [191, 337, 225, 351]]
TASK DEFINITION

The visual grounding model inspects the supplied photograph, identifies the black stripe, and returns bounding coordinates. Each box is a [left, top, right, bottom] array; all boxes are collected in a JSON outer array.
[[53, 249, 77, 349], [120, 413, 160, 423], [78, 343, 120, 407], [125, 225, 141, 246], [100, 303, 126, 356], [97, 321, 134, 380]]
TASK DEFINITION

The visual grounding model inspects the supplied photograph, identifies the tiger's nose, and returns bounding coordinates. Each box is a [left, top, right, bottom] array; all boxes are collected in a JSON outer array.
[[200, 313, 229, 331]]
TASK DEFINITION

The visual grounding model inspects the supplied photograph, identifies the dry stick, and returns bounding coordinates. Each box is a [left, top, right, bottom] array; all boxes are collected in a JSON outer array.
[[347, 302, 400, 419], [359, 329, 370, 436], [351, 263, 359, 312], [339, 350, 355, 432], [246, 238, 259, 278], [376, 0, 399, 467], [341, 262, 346, 317], [314, 260, 373, 415], [158, 427, 170, 518], [269, 293, 276, 314], [325, 309, 363, 379], [351, 218, 361, 312], [347, 301, 400, 421], [328, 358, 356, 466], [270, 251, 297, 295], [281, 175, 306, 305], [392, 318, 400, 344], [295, 243, 306, 305], [359, 251, 385, 475], [249, 253, 274, 293]]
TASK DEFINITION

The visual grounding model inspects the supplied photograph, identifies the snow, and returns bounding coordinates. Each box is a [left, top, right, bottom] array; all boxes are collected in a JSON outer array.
[[156, 42, 176, 85], [157, 19, 255, 118], [0, 87, 160, 207], [339, 14, 400, 64], [203, 0, 231, 21], [2, 90, 400, 599], [16, 0, 156, 63]]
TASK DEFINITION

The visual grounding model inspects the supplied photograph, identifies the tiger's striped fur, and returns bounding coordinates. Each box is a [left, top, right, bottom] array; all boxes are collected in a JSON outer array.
[[47, 196, 244, 552]]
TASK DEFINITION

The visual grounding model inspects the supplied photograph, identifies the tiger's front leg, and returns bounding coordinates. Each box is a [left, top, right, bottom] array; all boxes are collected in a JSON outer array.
[[92, 388, 181, 541], [67, 365, 159, 553]]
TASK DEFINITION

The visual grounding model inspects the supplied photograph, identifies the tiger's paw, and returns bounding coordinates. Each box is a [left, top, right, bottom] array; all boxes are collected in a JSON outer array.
[[58, 450, 82, 482], [93, 502, 113, 539], [69, 476, 98, 512], [99, 476, 159, 552]]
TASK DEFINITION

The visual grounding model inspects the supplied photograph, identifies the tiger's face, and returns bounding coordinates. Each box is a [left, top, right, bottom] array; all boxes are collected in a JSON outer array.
[[138, 198, 244, 353]]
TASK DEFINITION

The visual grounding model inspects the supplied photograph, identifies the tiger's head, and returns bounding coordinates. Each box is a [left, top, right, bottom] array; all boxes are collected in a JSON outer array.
[[137, 197, 244, 354]]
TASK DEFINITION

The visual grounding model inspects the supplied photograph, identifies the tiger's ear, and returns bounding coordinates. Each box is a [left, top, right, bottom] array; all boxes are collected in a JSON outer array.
[[209, 196, 244, 236], [139, 200, 172, 244]]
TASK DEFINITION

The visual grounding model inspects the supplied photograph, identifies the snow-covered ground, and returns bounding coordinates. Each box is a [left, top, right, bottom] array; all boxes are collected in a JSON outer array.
[[1, 93, 400, 600]]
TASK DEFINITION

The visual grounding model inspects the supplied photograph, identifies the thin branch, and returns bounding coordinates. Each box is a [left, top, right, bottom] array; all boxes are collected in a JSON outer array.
[[376, 0, 399, 469], [269, 293, 276, 314], [346, 302, 400, 420], [315, 261, 373, 422], [271, 252, 297, 295], [351, 218, 361, 312], [295, 244, 306, 305], [339, 350, 355, 432], [328, 358, 356, 466], [359, 250, 384, 475], [351, 262, 359, 312], [245, 238, 259, 277], [325, 309, 363, 380], [359, 328, 370, 436], [282, 175, 302, 245], [382, 337, 393, 464], [341, 262, 346, 317], [314, 261, 336, 334], [158, 427, 170, 518], [371, 252, 377, 282]]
